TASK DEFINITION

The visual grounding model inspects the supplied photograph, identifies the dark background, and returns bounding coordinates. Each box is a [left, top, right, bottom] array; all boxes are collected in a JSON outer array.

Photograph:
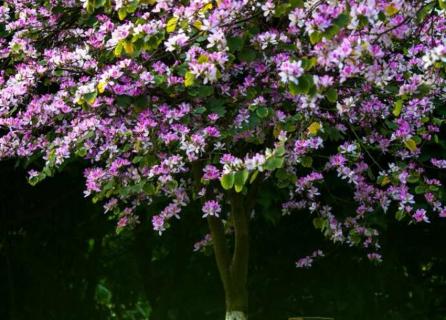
[[1, 160, 446, 320]]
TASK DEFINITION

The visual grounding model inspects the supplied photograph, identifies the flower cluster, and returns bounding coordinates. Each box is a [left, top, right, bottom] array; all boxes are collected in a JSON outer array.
[[0, 0, 445, 265]]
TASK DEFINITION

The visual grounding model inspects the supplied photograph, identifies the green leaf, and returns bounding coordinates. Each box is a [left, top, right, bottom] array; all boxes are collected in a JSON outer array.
[[324, 126, 343, 142], [429, 185, 439, 192], [95, 0, 106, 7], [132, 156, 143, 164], [144, 183, 156, 195], [325, 88, 338, 103], [264, 156, 284, 171], [75, 147, 87, 157], [123, 41, 134, 55], [189, 85, 214, 97], [82, 0, 97, 13], [256, 107, 269, 118], [206, 98, 226, 116], [300, 156, 313, 168], [417, 83, 431, 96], [288, 82, 299, 96], [153, 75, 166, 85], [417, 3, 435, 22], [84, 91, 97, 105], [313, 217, 325, 229], [184, 71, 195, 87], [395, 210, 405, 221], [192, 106, 206, 114], [307, 122, 321, 135], [166, 179, 178, 191], [290, 0, 304, 8], [308, 84, 318, 97], [309, 31, 322, 45], [412, 135, 422, 144], [234, 169, 249, 193], [95, 283, 112, 305], [275, 168, 288, 181], [274, 3, 291, 17], [392, 99, 403, 117], [166, 17, 178, 33], [197, 55, 209, 63], [393, 100, 403, 117], [249, 170, 259, 184], [348, 230, 361, 245], [415, 185, 426, 194], [301, 57, 317, 71], [133, 95, 150, 110], [275, 146, 286, 157], [114, 42, 123, 57], [297, 77, 310, 94], [227, 37, 244, 52], [404, 139, 417, 152], [118, 7, 127, 20], [378, 176, 390, 186], [385, 4, 399, 16], [97, 81, 107, 94], [220, 173, 235, 190], [145, 33, 165, 51], [238, 48, 256, 62], [358, 15, 369, 28], [333, 12, 350, 28], [116, 96, 132, 107], [126, 1, 138, 13], [294, 74, 314, 95], [324, 25, 340, 40]]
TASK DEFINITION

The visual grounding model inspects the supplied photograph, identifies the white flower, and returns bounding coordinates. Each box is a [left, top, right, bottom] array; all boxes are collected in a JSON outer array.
[[278, 60, 304, 84], [336, 97, 356, 115], [207, 29, 227, 50], [261, 1, 275, 17], [165, 33, 190, 52]]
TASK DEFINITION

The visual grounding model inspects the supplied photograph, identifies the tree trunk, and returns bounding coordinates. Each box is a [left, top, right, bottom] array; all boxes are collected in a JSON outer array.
[[226, 310, 248, 320], [208, 192, 250, 319]]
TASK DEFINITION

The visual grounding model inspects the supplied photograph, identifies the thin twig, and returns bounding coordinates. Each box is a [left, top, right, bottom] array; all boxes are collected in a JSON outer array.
[[348, 123, 384, 171]]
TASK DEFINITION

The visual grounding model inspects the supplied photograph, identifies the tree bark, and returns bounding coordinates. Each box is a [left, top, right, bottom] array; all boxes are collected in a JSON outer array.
[[208, 192, 250, 319], [225, 310, 248, 320]]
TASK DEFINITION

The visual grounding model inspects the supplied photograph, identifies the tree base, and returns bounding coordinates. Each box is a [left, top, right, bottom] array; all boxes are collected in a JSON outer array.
[[225, 311, 247, 320]]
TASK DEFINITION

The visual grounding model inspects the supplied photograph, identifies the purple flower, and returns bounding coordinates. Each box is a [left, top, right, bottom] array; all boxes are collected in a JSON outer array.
[[367, 253, 382, 263], [412, 209, 430, 223], [152, 215, 166, 235], [431, 158, 446, 169], [203, 126, 220, 138], [117, 216, 128, 228], [296, 256, 313, 268], [202, 200, 221, 218], [202, 165, 220, 181]]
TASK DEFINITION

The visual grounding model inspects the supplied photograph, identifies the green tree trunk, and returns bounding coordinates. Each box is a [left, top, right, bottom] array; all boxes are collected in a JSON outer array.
[[208, 192, 250, 319]]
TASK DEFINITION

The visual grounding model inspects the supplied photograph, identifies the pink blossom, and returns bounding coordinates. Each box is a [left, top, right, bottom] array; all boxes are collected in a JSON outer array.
[[152, 215, 166, 235], [278, 60, 303, 84], [203, 165, 220, 181], [202, 200, 221, 218], [412, 209, 430, 223]]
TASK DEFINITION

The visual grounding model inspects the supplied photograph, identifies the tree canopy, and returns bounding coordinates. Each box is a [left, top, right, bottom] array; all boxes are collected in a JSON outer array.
[[1, 0, 446, 318]]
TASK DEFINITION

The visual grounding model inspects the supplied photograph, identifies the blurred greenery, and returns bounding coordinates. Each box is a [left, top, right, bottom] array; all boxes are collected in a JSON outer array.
[[1, 160, 446, 320]]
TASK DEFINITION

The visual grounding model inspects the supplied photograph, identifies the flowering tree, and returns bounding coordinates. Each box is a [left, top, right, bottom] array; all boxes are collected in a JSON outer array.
[[1, 0, 446, 318]]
